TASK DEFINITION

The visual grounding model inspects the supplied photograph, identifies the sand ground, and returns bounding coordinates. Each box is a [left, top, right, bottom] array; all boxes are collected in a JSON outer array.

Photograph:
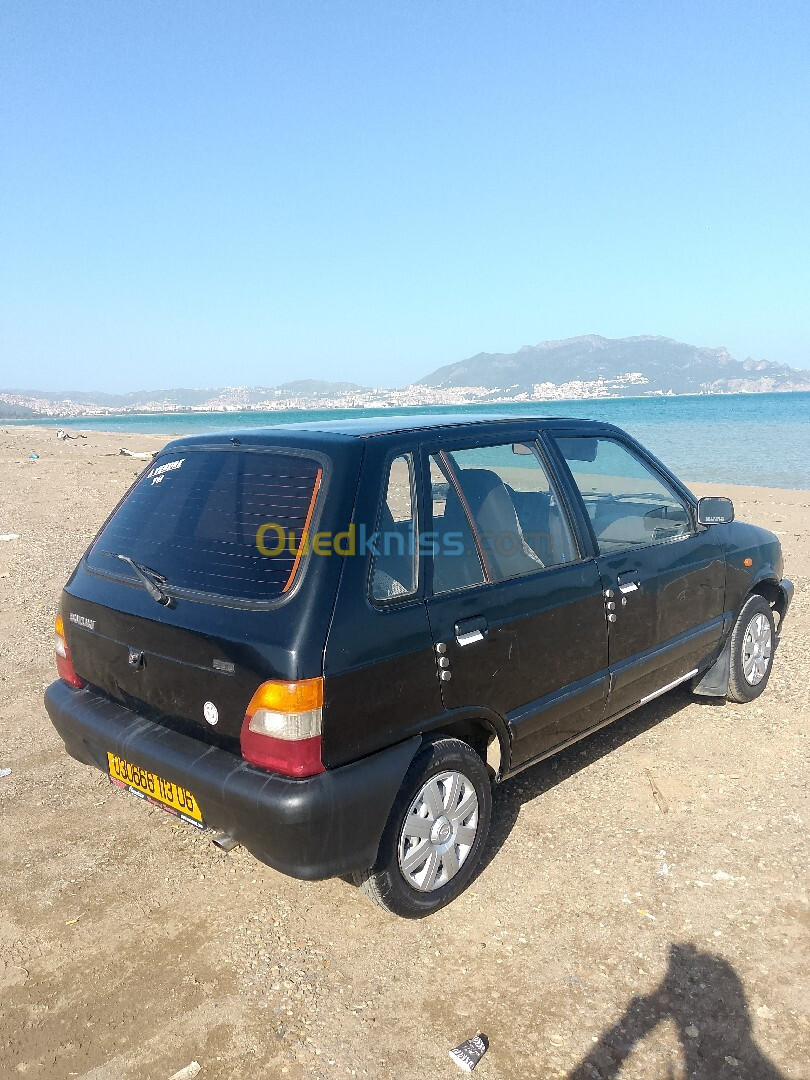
[[0, 425, 807, 1080]]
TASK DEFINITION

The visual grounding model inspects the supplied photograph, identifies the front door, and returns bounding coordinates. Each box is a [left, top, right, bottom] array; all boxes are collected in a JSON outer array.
[[551, 434, 726, 715], [422, 438, 609, 768]]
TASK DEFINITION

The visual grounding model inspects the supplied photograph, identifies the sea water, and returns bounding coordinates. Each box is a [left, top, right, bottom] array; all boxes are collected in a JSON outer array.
[[10, 391, 810, 489]]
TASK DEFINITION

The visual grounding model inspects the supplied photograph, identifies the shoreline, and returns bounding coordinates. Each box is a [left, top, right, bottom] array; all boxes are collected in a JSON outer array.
[[2, 386, 810, 424], [4, 421, 810, 496]]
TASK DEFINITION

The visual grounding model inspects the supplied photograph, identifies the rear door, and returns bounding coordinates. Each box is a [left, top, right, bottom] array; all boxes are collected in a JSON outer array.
[[422, 434, 609, 768], [550, 433, 726, 715], [321, 445, 444, 768]]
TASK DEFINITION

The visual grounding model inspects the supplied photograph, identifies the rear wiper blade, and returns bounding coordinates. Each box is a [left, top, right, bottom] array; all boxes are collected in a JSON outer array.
[[105, 552, 172, 606]]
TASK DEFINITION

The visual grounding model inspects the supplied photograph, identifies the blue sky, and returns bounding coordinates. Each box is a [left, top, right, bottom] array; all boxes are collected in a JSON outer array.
[[1, 0, 808, 392]]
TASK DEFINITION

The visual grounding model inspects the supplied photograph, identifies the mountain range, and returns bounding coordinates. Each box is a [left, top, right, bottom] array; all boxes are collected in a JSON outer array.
[[2, 335, 808, 417], [419, 335, 810, 395]]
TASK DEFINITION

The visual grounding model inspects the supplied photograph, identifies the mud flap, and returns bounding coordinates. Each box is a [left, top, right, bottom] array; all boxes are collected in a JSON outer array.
[[775, 578, 794, 640], [692, 637, 731, 698]]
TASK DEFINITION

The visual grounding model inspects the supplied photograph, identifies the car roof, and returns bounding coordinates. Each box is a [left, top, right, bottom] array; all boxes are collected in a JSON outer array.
[[166, 412, 614, 449], [276, 412, 564, 436]]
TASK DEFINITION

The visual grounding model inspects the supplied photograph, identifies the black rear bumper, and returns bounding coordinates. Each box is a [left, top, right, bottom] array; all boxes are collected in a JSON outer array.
[[45, 680, 420, 881]]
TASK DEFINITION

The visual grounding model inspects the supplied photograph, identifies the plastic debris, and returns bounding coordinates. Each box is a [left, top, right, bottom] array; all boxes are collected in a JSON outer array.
[[167, 1063, 201, 1080], [119, 448, 154, 460], [449, 1033, 489, 1072], [27, 452, 40, 460], [0, 534, 20, 542], [0, 768, 11, 778]]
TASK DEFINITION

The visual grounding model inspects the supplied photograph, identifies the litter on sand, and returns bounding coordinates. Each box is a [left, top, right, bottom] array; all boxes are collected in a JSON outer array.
[[27, 453, 40, 461], [449, 1033, 489, 1072], [0, 534, 20, 542], [119, 448, 155, 460], [0, 768, 11, 778], [167, 1062, 201, 1080]]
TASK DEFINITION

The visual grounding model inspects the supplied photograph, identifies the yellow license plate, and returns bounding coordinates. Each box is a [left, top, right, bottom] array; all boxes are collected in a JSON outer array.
[[107, 752, 204, 828]]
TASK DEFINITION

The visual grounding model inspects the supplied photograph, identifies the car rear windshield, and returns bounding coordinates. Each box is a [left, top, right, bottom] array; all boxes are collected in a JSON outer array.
[[86, 449, 323, 602]]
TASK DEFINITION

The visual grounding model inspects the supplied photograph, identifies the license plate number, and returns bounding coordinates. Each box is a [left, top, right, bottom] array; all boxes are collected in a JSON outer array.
[[107, 752, 204, 828]]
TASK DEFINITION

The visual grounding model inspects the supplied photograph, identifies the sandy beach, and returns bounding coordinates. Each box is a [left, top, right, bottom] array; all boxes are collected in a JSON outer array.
[[1, 424, 808, 1079]]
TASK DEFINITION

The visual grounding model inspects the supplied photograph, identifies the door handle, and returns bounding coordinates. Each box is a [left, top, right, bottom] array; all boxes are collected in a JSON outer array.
[[454, 616, 488, 646], [617, 572, 640, 593]]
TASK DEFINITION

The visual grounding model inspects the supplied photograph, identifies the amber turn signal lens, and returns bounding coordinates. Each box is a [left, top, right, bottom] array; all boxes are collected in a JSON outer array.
[[246, 677, 323, 716], [241, 677, 325, 777]]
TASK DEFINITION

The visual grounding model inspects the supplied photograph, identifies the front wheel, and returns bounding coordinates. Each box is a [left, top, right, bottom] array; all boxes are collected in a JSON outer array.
[[353, 737, 492, 918], [727, 594, 776, 703]]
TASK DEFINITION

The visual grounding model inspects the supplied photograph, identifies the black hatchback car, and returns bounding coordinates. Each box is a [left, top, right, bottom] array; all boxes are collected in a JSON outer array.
[[46, 415, 793, 916]]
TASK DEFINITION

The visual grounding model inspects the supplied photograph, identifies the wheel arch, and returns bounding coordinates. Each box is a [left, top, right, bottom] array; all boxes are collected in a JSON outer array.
[[749, 575, 789, 630], [695, 585, 779, 699], [419, 708, 510, 781]]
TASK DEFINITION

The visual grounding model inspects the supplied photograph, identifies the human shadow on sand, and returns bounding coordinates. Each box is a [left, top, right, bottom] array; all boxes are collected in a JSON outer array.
[[470, 692, 790, 1076], [567, 942, 789, 1079]]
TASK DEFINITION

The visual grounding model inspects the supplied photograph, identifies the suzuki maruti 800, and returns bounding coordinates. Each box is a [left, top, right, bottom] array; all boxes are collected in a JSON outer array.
[[46, 416, 793, 916]]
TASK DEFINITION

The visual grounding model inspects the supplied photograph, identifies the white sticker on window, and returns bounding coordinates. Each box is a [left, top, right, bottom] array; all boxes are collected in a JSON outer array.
[[147, 458, 185, 485]]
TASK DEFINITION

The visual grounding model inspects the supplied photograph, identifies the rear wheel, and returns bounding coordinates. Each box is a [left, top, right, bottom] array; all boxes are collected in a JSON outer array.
[[353, 737, 492, 917], [727, 594, 775, 703]]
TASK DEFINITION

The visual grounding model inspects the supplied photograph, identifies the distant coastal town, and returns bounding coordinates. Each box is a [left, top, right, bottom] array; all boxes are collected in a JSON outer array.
[[0, 372, 656, 419]]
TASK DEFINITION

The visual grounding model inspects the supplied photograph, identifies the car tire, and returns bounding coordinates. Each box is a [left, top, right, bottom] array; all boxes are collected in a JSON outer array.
[[727, 594, 776, 703], [353, 737, 492, 918]]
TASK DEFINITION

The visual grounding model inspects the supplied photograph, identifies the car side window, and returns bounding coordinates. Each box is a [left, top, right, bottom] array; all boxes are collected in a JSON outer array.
[[370, 454, 418, 602], [429, 457, 486, 594], [554, 436, 693, 553], [443, 442, 578, 584]]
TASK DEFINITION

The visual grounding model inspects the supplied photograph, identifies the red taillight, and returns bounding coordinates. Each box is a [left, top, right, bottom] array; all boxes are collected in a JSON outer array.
[[240, 678, 325, 778], [55, 613, 85, 689]]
